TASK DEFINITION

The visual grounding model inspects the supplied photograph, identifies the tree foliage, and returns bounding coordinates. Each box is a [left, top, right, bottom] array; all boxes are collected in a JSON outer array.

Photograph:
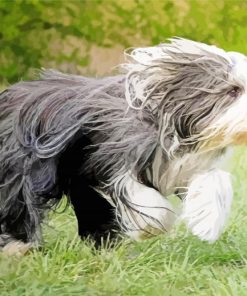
[[1, 0, 247, 83]]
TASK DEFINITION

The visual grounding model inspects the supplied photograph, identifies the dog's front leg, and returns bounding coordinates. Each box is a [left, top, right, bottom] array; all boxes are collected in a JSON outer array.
[[117, 176, 176, 240], [182, 169, 233, 242]]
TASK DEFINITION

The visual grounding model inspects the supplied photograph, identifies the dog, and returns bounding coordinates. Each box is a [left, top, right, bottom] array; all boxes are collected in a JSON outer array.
[[0, 38, 246, 254]]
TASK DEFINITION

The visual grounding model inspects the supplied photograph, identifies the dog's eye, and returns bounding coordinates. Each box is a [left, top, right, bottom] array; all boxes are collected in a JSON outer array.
[[227, 86, 241, 98]]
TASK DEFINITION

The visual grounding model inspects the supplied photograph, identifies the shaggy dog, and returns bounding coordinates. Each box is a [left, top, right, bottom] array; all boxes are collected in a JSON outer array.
[[0, 38, 246, 253]]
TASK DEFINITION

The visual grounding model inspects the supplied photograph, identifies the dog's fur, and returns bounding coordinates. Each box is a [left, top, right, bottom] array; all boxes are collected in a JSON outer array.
[[1, 38, 247, 252]]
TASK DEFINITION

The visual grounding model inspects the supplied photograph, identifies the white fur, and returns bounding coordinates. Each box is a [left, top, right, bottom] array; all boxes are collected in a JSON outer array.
[[118, 175, 176, 240], [125, 38, 231, 67], [182, 169, 233, 242], [2, 241, 32, 256]]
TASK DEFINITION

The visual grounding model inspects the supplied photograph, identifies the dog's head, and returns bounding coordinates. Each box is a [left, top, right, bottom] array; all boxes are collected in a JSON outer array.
[[123, 38, 247, 154]]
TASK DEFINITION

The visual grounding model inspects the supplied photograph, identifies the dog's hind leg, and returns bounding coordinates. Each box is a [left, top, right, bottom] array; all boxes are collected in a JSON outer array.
[[0, 194, 39, 255], [0, 202, 36, 256], [56, 132, 117, 245], [69, 176, 116, 245], [0, 161, 55, 255]]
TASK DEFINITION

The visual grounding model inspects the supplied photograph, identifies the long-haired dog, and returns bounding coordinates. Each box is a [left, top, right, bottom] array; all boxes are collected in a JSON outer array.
[[1, 38, 246, 253]]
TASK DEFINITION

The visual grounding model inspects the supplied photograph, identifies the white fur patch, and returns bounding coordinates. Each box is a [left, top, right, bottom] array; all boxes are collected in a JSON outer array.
[[120, 176, 176, 240], [182, 169, 233, 243], [125, 38, 231, 67], [2, 241, 32, 256]]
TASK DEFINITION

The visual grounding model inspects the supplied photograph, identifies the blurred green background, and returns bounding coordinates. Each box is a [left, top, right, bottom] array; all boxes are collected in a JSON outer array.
[[1, 0, 247, 84]]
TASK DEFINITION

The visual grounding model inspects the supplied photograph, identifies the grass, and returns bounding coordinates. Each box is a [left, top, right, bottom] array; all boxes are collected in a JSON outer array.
[[0, 148, 246, 296]]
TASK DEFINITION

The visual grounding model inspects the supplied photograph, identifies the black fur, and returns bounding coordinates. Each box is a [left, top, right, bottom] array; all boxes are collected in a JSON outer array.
[[56, 130, 117, 241], [0, 72, 154, 247]]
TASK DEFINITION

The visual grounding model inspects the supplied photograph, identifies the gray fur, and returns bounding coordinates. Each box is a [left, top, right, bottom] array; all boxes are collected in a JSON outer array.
[[0, 38, 240, 245]]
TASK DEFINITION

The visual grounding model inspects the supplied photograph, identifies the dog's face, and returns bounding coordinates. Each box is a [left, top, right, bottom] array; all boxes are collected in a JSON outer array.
[[123, 38, 247, 154], [202, 52, 247, 150]]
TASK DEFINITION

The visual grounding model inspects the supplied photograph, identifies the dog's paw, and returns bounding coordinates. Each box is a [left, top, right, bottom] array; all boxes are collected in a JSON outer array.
[[2, 241, 32, 256], [120, 178, 177, 240], [182, 169, 233, 243]]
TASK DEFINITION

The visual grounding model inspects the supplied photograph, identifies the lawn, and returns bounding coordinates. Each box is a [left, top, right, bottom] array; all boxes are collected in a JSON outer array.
[[0, 148, 246, 296]]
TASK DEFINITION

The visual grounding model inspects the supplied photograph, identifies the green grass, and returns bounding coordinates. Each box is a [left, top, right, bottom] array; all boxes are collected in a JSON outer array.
[[0, 149, 246, 296]]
